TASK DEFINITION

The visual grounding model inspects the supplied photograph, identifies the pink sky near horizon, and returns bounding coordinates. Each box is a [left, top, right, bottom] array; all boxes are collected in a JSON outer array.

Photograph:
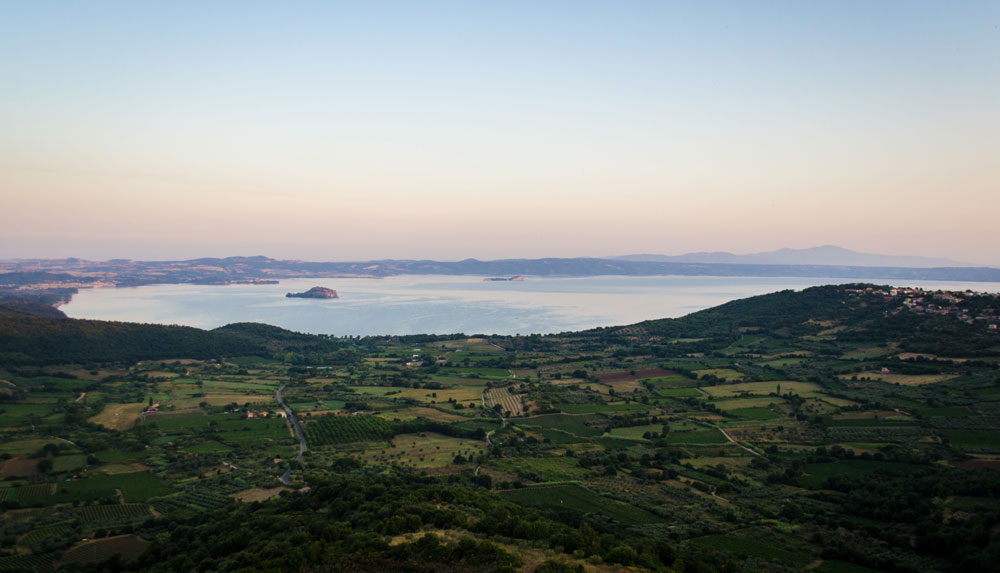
[[2, 2, 998, 265]]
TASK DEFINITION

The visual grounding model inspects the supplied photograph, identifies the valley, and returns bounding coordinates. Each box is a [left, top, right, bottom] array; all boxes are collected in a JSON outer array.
[[0, 285, 998, 571]]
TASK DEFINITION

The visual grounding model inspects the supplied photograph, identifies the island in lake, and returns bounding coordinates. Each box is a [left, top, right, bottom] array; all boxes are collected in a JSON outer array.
[[285, 286, 339, 299]]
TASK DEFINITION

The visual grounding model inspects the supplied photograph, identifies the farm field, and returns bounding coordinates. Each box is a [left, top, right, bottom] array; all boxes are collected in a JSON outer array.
[[80, 503, 151, 522], [490, 456, 591, 481], [233, 486, 290, 502], [938, 429, 1000, 450], [0, 404, 57, 427], [516, 413, 605, 437], [554, 402, 649, 414], [0, 284, 997, 570], [483, 387, 524, 416], [665, 429, 730, 446], [840, 347, 896, 359], [0, 438, 69, 456], [693, 368, 743, 381], [19, 525, 72, 546], [59, 535, 150, 566], [798, 459, 930, 488], [377, 406, 470, 422], [499, 483, 663, 525], [701, 381, 820, 398], [656, 387, 703, 398], [353, 385, 484, 403], [837, 372, 958, 385], [606, 424, 665, 441], [710, 396, 784, 410], [359, 433, 485, 470], [52, 472, 174, 504], [759, 358, 808, 367], [727, 407, 781, 420], [687, 533, 811, 567], [88, 403, 146, 430]]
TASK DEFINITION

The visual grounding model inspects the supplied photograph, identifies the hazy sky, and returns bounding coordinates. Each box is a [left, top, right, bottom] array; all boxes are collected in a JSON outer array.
[[2, 1, 998, 263]]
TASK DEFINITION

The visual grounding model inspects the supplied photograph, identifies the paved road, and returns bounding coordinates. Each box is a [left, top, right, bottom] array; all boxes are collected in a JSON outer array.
[[276, 384, 307, 463]]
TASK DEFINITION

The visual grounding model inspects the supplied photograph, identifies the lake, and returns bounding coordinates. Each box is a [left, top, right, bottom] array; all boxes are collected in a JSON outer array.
[[62, 275, 1000, 336]]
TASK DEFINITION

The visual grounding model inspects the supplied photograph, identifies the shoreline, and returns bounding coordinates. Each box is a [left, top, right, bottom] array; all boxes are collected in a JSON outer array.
[[55, 275, 1000, 338]]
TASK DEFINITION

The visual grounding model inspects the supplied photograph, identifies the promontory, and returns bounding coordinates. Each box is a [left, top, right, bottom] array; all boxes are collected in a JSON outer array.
[[285, 286, 339, 299]]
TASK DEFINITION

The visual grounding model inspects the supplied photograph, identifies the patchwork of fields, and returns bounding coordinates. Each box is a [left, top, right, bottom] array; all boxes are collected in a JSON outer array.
[[1, 286, 999, 570]]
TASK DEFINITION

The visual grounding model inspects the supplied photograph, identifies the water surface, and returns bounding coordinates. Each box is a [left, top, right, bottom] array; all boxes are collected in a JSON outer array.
[[63, 275, 1000, 336]]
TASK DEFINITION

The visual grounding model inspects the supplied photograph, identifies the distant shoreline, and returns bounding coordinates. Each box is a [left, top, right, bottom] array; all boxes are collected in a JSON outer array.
[[54, 275, 1000, 337], [4, 256, 1000, 314]]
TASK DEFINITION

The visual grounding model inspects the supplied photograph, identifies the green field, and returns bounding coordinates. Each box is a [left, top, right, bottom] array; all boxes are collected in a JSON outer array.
[[499, 483, 662, 525], [491, 456, 591, 481], [607, 423, 664, 441], [142, 412, 210, 432], [15, 484, 54, 500], [687, 534, 811, 566], [46, 472, 174, 505], [665, 429, 729, 446], [815, 560, 885, 573], [80, 503, 151, 522], [728, 407, 780, 420], [303, 414, 394, 446], [554, 402, 648, 414], [711, 396, 784, 410], [939, 429, 1000, 450], [289, 399, 346, 411], [701, 381, 820, 398], [0, 553, 56, 571], [19, 525, 72, 546], [760, 358, 808, 367], [60, 535, 150, 566], [53, 454, 87, 472], [693, 368, 743, 381], [656, 387, 703, 398], [0, 438, 67, 456], [916, 406, 970, 417], [799, 460, 929, 489], [0, 404, 56, 426], [517, 414, 605, 437], [361, 433, 486, 470], [185, 440, 234, 454], [145, 412, 290, 446]]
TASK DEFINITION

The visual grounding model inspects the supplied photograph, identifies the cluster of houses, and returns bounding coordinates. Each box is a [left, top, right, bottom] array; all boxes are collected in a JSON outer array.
[[245, 409, 286, 419], [844, 286, 999, 328]]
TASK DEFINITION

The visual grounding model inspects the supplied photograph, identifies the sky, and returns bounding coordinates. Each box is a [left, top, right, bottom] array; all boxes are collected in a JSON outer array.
[[2, 1, 999, 264]]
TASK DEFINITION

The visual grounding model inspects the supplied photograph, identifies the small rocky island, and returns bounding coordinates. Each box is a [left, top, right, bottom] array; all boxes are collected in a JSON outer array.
[[285, 286, 339, 299]]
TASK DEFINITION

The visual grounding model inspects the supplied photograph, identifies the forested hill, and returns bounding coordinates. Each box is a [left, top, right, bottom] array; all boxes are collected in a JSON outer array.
[[0, 309, 352, 366], [2, 284, 998, 366], [573, 284, 1000, 358], [642, 285, 891, 337]]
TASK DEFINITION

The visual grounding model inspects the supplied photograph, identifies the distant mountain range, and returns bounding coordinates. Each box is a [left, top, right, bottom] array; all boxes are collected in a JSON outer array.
[[610, 245, 975, 268], [4, 251, 1000, 295]]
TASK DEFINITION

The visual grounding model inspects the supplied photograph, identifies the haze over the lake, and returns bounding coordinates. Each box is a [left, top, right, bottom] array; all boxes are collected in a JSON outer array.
[[2, 1, 998, 264]]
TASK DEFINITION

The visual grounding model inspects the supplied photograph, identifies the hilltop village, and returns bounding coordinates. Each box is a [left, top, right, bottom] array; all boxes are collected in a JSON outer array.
[[842, 286, 1000, 327]]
